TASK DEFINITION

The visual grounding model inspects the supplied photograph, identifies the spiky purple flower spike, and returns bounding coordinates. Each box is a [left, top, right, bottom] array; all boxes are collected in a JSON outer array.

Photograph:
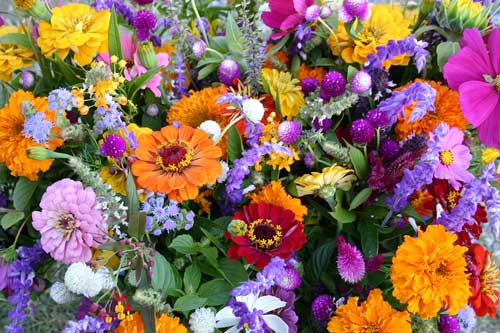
[[336, 235, 366, 284], [217, 59, 241, 86]]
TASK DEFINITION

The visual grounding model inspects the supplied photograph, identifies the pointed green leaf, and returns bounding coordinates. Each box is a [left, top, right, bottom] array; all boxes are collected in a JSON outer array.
[[349, 188, 372, 210], [348, 145, 368, 179], [169, 235, 197, 254], [183, 263, 201, 294], [227, 125, 243, 162], [1, 212, 24, 230], [198, 279, 232, 306], [108, 7, 123, 60], [126, 67, 161, 100], [225, 14, 243, 51], [13, 177, 38, 211], [197, 63, 217, 80], [173, 295, 207, 312]]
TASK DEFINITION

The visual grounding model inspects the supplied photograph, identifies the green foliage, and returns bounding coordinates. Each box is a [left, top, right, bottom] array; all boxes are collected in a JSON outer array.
[[13, 177, 38, 211]]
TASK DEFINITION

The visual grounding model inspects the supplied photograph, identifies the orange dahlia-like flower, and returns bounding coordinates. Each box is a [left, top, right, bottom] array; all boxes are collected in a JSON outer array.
[[395, 79, 468, 140], [116, 312, 187, 333], [327, 288, 412, 333], [131, 125, 222, 202], [298, 64, 327, 82], [0, 91, 63, 180], [391, 225, 471, 319]]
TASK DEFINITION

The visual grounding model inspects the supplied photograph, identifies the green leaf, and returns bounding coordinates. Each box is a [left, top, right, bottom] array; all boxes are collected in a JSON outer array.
[[311, 241, 335, 280], [183, 263, 201, 294], [98, 241, 129, 252], [199, 246, 219, 268], [200, 227, 226, 255], [348, 145, 368, 179], [265, 35, 290, 58], [140, 306, 156, 333], [219, 258, 248, 286], [108, 7, 123, 60], [197, 63, 218, 80], [198, 279, 232, 306], [312, 58, 335, 67], [13, 177, 37, 211], [330, 190, 356, 224], [437, 41, 459, 71], [152, 253, 180, 294], [53, 54, 80, 85], [358, 222, 379, 257], [347, 65, 358, 82], [0, 33, 34, 51], [225, 14, 243, 51], [173, 295, 207, 312], [169, 235, 198, 254], [291, 55, 300, 78], [197, 55, 222, 68], [349, 188, 372, 210], [126, 170, 144, 239], [126, 67, 161, 100], [227, 125, 243, 162], [1, 212, 24, 230]]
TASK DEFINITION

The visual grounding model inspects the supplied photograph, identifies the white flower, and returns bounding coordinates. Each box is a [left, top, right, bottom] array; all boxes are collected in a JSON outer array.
[[199, 120, 222, 141], [215, 293, 289, 333], [64, 262, 101, 297], [95, 267, 115, 290], [189, 307, 216, 333], [217, 161, 229, 183], [242, 99, 265, 124], [49, 281, 74, 304]]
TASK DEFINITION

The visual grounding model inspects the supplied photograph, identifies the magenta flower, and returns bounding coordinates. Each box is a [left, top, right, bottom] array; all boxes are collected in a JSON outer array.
[[0, 258, 9, 291], [444, 28, 500, 148], [261, 0, 315, 39], [336, 236, 365, 284], [434, 126, 474, 190], [339, 0, 370, 23], [32, 179, 107, 264]]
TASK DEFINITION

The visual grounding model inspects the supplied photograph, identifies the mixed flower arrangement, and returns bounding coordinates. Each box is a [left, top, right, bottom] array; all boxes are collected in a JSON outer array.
[[0, 0, 500, 332]]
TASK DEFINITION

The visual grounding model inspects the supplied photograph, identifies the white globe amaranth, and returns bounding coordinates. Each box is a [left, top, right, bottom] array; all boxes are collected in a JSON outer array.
[[242, 98, 265, 124], [189, 307, 216, 333], [217, 160, 229, 183], [198, 120, 222, 141], [64, 262, 101, 297], [95, 267, 115, 290], [49, 281, 74, 304]]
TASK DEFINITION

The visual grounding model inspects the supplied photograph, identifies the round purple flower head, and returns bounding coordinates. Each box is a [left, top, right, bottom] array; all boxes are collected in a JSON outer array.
[[439, 314, 460, 333], [336, 235, 366, 284], [135, 0, 154, 4], [313, 117, 332, 132], [21, 71, 35, 90], [304, 151, 314, 167], [339, 0, 370, 22], [305, 5, 321, 22], [146, 104, 159, 117], [350, 119, 374, 144], [217, 59, 240, 86], [101, 134, 127, 159], [301, 77, 319, 95], [278, 120, 301, 145], [365, 255, 384, 273], [192, 40, 206, 58], [276, 267, 302, 290], [365, 108, 389, 128], [311, 294, 334, 322], [351, 70, 372, 94], [320, 71, 346, 100], [380, 139, 400, 161], [134, 10, 157, 41]]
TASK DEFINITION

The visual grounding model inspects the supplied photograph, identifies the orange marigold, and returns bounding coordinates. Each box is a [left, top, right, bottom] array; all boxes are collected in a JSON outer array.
[[131, 124, 222, 202], [327, 288, 412, 333], [263, 43, 289, 69], [116, 312, 187, 333], [0, 91, 63, 180], [248, 181, 308, 221], [391, 224, 471, 319], [298, 64, 326, 82], [395, 79, 468, 140]]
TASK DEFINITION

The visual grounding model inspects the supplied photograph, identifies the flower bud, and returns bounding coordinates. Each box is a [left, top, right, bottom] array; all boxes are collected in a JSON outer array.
[[15, 0, 51, 21], [227, 219, 248, 236], [217, 59, 240, 86], [138, 41, 158, 69]]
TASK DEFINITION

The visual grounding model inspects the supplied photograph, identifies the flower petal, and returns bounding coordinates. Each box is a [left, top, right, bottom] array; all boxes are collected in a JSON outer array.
[[253, 295, 287, 313], [458, 80, 498, 127], [263, 314, 289, 333], [488, 28, 500, 74], [477, 108, 500, 149], [215, 307, 238, 328]]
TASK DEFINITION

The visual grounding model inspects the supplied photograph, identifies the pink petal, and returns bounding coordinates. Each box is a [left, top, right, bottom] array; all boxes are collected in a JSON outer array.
[[269, 0, 296, 15], [280, 13, 304, 31], [477, 107, 500, 148], [120, 34, 136, 59], [294, 0, 310, 14], [461, 29, 492, 70], [487, 28, 500, 74], [443, 127, 464, 149], [157, 53, 169, 67], [458, 80, 498, 127], [261, 11, 287, 29], [444, 47, 494, 90]]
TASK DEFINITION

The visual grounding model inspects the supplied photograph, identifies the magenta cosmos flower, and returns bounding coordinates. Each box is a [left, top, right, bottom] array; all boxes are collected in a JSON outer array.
[[434, 126, 474, 190], [32, 179, 107, 264], [444, 28, 500, 148], [262, 0, 317, 39]]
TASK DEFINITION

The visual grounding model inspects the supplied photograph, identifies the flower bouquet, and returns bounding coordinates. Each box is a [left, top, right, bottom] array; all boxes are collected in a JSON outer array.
[[0, 0, 499, 332]]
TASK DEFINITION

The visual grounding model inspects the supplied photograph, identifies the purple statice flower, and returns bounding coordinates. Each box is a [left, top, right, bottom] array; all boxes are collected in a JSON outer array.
[[377, 81, 436, 126], [173, 54, 188, 98], [133, 10, 157, 41], [277, 121, 301, 145], [350, 119, 374, 144], [339, 0, 370, 22], [91, 0, 135, 26], [364, 35, 430, 73], [290, 24, 313, 60], [48, 88, 75, 114], [301, 77, 319, 95], [100, 134, 126, 159], [336, 236, 365, 283], [320, 71, 346, 100], [63, 315, 111, 333], [457, 305, 477, 333], [22, 112, 52, 144], [438, 314, 460, 333], [141, 193, 194, 234], [93, 97, 126, 135], [365, 67, 390, 96], [311, 294, 334, 322]]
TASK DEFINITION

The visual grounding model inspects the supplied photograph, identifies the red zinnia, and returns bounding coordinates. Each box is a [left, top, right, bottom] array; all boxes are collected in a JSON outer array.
[[226, 202, 306, 269]]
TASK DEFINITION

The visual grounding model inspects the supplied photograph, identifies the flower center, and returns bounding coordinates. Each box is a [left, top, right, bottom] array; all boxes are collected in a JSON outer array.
[[156, 143, 194, 173], [247, 218, 283, 251], [56, 213, 76, 239], [435, 262, 449, 277], [125, 58, 135, 69], [439, 150, 454, 166], [365, 325, 382, 333], [480, 255, 500, 302], [447, 190, 461, 209]]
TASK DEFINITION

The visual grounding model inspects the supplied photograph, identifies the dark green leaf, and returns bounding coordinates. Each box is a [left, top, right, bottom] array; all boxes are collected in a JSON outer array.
[[169, 235, 197, 254], [359, 222, 379, 257], [330, 190, 356, 224], [348, 145, 368, 179], [291, 55, 300, 78], [349, 188, 372, 210], [13, 177, 37, 211], [53, 54, 81, 85], [126, 170, 144, 239], [198, 279, 232, 306], [126, 67, 161, 100], [200, 227, 226, 255], [1, 212, 24, 230], [312, 58, 335, 67], [227, 125, 243, 162], [197, 63, 217, 80], [173, 295, 207, 312], [312, 241, 335, 280], [98, 241, 129, 252], [225, 14, 243, 51], [183, 263, 201, 294], [265, 35, 289, 58], [108, 7, 123, 60], [0, 33, 34, 51], [151, 253, 167, 291], [219, 258, 248, 286]]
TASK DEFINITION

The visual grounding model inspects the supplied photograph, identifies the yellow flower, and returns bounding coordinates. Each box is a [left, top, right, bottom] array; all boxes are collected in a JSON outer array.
[[37, 4, 110, 66], [116, 312, 187, 333], [261, 68, 305, 119], [265, 147, 300, 172], [482, 148, 500, 164], [390, 225, 471, 319], [15, 0, 35, 10], [100, 166, 126, 195], [91, 249, 120, 269], [295, 164, 356, 197], [328, 4, 412, 67], [327, 288, 412, 333], [0, 26, 34, 81]]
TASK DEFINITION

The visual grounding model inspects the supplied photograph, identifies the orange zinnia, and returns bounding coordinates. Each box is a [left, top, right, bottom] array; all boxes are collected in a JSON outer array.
[[131, 124, 222, 202]]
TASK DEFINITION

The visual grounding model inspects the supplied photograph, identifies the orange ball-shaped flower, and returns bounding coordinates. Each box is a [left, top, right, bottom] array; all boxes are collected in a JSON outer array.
[[131, 124, 222, 202]]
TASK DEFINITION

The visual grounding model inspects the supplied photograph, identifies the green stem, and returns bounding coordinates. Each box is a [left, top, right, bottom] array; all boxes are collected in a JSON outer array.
[[317, 17, 342, 57], [414, 25, 454, 41], [215, 114, 244, 145], [190, 0, 209, 45], [205, 47, 224, 59], [12, 219, 28, 249]]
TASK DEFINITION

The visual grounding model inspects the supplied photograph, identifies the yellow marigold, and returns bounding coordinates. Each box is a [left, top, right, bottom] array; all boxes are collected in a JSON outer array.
[[261, 68, 305, 119], [328, 4, 411, 66], [295, 164, 357, 197], [327, 288, 412, 333], [0, 26, 34, 81], [395, 79, 468, 140], [298, 64, 326, 82], [194, 189, 212, 215], [37, 4, 110, 66], [262, 147, 300, 172], [15, 0, 35, 10], [0, 91, 63, 180], [248, 181, 308, 221], [390, 224, 471, 319], [116, 312, 187, 333]]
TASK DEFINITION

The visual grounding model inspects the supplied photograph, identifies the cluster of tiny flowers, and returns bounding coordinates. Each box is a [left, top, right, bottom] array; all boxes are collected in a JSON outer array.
[[62, 315, 111, 333], [48, 88, 75, 114], [22, 112, 53, 144], [93, 96, 127, 135], [141, 193, 195, 235]]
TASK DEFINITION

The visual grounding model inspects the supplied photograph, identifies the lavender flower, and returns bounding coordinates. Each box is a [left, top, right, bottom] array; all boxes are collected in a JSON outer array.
[[63, 315, 111, 333], [231, 257, 287, 296], [91, 0, 135, 26], [245, 120, 263, 147], [134, 10, 157, 41], [173, 54, 188, 98], [22, 112, 52, 144], [457, 305, 477, 333], [339, 0, 370, 22], [336, 236, 366, 283], [141, 193, 195, 235], [93, 97, 126, 135], [48, 88, 75, 114], [195, 17, 210, 35], [290, 24, 313, 60]]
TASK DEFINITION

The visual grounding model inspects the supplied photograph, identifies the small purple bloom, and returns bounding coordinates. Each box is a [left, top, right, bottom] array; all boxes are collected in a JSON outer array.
[[276, 267, 302, 290], [438, 314, 460, 333], [48, 88, 75, 114], [133, 10, 157, 41], [100, 134, 126, 159], [350, 119, 374, 144], [192, 40, 206, 58], [92, 0, 135, 26], [0, 191, 8, 208], [217, 59, 241, 86], [365, 255, 384, 273], [350, 70, 372, 94], [379, 139, 400, 161], [146, 104, 159, 117], [304, 152, 314, 167], [63, 315, 111, 333], [301, 77, 319, 95], [336, 236, 365, 284], [320, 71, 346, 100], [134, 0, 154, 4], [23, 112, 52, 144], [305, 5, 321, 22], [365, 108, 389, 128], [277, 121, 301, 145], [313, 117, 332, 132], [21, 72, 35, 90], [311, 294, 334, 322], [195, 17, 209, 35], [339, 0, 370, 22]]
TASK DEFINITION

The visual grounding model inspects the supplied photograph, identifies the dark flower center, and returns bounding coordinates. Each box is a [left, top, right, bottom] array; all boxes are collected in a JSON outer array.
[[247, 218, 283, 251], [156, 143, 193, 173], [125, 58, 135, 69], [435, 263, 449, 277], [56, 213, 76, 239]]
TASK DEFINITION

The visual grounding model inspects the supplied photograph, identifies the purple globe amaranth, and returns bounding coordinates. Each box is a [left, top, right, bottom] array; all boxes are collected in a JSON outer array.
[[305, 5, 321, 22], [133, 10, 157, 41], [192, 40, 206, 58], [301, 77, 319, 95], [101, 134, 127, 159], [336, 235, 366, 284], [313, 117, 332, 132], [21, 71, 35, 89], [351, 70, 372, 94], [379, 139, 400, 161], [276, 267, 302, 290], [311, 294, 334, 322], [277, 121, 301, 144], [365, 108, 389, 128], [217, 59, 241, 86], [350, 118, 374, 144], [134, 0, 153, 4], [339, 0, 371, 23], [320, 71, 346, 100], [438, 314, 460, 333], [365, 255, 384, 273]]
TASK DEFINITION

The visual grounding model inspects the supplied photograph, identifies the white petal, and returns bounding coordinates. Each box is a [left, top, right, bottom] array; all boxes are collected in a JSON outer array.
[[253, 295, 286, 313], [215, 306, 239, 328], [263, 314, 289, 333], [236, 293, 259, 309], [225, 326, 241, 333]]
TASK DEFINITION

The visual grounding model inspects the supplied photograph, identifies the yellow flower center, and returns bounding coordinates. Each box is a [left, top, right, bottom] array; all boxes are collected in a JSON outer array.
[[480, 256, 500, 302], [61, 13, 94, 33], [447, 190, 461, 209], [495, 75, 500, 92], [358, 27, 384, 45], [156, 142, 194, 173], [247, 218, 283, 251], [439, 150, 454, 166], [365, 325, 383, 333]]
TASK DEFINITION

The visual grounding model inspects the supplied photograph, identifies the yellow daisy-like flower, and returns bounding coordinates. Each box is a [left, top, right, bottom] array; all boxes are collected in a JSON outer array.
[[294, 164, 357, 197], [248, 181, 308, 221], [261, 68, 305, 119], [0, 26, 34, 81], [100, 166, 126, 195], [328, 4, 412, 66], [264, 147, 300, 172], [116, 312, 187, 333], [327, 288, 412, 333], [482, 148, 500, 164], [37, 4, 110, 66], [390, 224, 471, 319]]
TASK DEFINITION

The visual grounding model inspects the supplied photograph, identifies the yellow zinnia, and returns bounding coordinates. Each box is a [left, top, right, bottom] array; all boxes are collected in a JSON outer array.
[[0, 26, 34, 81], [37, 4, 110, 66], [261, 68, 305, 119], [294, 164, 357, 197], [390, 225, 471, 319], [329, 4, 412, 67]]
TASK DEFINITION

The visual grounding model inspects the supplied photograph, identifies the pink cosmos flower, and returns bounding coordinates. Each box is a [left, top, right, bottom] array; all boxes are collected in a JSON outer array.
[[434, 126, 474, 190], [32, 179, 107, 264], [99, 35, 169, 97], [444, 28, 500, 148], [261, 0, 316, 39]]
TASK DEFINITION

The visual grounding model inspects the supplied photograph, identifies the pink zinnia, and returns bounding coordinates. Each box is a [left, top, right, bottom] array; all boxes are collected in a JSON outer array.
[[444, 28, 500, 148], [261, 0, 316, 39], [32, 179, 107, 264], [434, 126, 474, 190], [336, 236, 365, 284]]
